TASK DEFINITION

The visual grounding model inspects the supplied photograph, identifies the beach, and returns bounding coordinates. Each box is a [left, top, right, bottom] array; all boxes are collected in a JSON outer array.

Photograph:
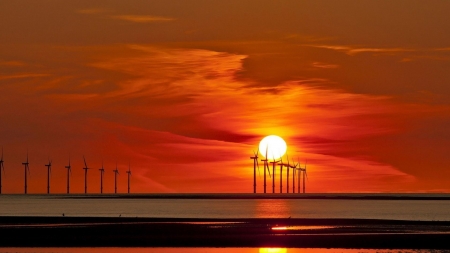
[[1, 216, 450, 249]]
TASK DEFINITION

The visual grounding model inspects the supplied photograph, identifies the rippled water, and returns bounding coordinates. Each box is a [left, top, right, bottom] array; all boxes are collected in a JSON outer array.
[[1, 194, 450, 220], [0, 248, 447, 253]]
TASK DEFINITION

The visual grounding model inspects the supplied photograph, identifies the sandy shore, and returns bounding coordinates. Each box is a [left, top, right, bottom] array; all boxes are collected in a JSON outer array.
[[1, 216, 450, 248]]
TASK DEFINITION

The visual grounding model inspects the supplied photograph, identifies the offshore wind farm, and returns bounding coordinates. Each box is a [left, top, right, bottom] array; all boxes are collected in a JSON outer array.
[[2, 0, 450, 251], [0, 134, 309, 195], [0, 150, 133, 195]]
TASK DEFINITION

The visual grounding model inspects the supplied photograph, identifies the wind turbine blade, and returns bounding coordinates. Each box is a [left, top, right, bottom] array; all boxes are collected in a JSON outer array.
[[83, 156, 88, 168]]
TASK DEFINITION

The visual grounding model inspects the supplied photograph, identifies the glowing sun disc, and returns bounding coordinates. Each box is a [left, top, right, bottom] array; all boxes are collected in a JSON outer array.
[[259, 135, 287, 160]]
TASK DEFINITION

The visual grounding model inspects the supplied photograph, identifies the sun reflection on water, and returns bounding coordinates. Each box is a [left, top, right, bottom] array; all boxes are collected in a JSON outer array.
[[259, 248, 287, 253], [255, 199, 290, 218]]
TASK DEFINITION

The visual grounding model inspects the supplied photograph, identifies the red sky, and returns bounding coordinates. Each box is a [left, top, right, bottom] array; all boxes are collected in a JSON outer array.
[[1, 1, 450, 193]]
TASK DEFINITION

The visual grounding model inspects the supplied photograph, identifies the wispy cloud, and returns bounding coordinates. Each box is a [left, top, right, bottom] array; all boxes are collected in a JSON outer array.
[[0, 73, 49, 80], [77, 9, 174, 23], [0, 60, 26, 66], [111, 15, 174, 23], [307, 44, 413, 55], [311, 62, 339, 69]]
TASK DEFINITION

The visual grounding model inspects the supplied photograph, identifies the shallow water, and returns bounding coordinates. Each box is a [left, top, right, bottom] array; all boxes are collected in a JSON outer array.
[[0, 248, 447, 253], [1, 194, 450, 220]]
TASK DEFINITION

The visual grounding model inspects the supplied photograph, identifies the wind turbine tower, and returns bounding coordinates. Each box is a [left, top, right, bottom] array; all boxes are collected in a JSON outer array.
[[286, 156, 290, 193], [291, 159, 298, 193], [0, 148, 4, 194], [269, 157, 279, 193], [113, 165, 119, 194], [99, 162, 105, 194], [250, 151, 259, 193], [45, 159, 52, 194], [83, 156, 90, 194], [279, 157, 285, 193], [126, 163, 131, 194], [22, 152, 30, 194], [303, 162, 308, 193], [65, 158, 71, 194], [260, 147, 271, 193]]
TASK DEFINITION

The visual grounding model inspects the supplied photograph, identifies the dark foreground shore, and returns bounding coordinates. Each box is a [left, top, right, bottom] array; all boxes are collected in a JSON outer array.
[[1, 217, 450, 249]]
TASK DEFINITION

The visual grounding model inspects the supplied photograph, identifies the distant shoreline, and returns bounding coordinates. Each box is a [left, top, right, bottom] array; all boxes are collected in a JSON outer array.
[[1, 216, 450, 248], [2, 193, 450, 200]]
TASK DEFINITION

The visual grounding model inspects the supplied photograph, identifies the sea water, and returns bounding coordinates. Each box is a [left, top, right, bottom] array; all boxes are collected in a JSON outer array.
[[0, 248, 447, 253], [1, 194, 450, 220]]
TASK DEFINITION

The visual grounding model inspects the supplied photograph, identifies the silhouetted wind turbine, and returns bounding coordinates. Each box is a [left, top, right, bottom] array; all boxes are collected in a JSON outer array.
[[113, 165, 119, 194], [291, 159, 298, 193], [83, 156, 90, 194], [279, 156, 284, 193], [45, 158, 52, 194], [261, 147, 271, 193], [302, 161, 308, 193], [99, 161, 105, 194], [286, 155, 290, 193], [270, 156, 279, 193], [0, 148, 4, 194], [126, 163, 131, 194], [250, 150, 260, 193], [65, 158, 71, 194], [22, 152, 30, 194]]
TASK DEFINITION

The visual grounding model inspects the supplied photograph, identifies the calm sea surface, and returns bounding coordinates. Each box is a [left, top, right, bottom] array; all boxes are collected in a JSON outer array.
[[1, 194, 450, 220], [0, 248, 447, 253]]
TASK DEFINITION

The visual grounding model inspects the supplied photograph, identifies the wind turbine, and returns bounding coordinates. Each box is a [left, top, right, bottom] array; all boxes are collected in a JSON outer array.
[[279, 156, 284, 193], [302, 161, 308, 193], [83, 156, 90, 194], [45, 158, 52, 194], [0, 148, 4, 194], [22, 152, 30, 194], [250, 150, 260, 193], [260, 146, 271, 193], [291, 159, 298, 193], [269, 156, 279, 193], [286, 155, 290, 193], [126, 163, 131, 194], [99, 161, 105, 194], [297, 163, 302, 194], [65, 158, 71, 194], [113, 165, 119, 194]]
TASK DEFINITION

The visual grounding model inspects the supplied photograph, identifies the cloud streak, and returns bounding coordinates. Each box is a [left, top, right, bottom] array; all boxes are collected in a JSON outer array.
[[111, 15, 174, 23]]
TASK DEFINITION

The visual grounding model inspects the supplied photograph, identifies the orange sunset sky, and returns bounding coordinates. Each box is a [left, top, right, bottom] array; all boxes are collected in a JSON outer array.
[[1, 0, 450, 193]]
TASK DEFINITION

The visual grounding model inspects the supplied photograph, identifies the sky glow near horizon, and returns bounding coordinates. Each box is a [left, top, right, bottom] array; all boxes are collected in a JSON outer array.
[[1, 1, 450, 193]]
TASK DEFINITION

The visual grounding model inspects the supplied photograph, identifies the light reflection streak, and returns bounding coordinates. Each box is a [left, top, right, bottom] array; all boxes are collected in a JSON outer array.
[[272, 225, 335, 231], [259, 248, 287, 253], [255, 199, 290, 218]]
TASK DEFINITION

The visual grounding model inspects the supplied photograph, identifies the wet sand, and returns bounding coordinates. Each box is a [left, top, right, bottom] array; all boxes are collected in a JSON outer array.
[[1, 216, 450, 249], [54, 193, 450, 200]]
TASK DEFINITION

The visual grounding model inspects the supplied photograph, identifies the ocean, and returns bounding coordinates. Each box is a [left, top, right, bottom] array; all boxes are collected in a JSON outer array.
[[0, 248, 446, 253], [1, 193, 450, 221]]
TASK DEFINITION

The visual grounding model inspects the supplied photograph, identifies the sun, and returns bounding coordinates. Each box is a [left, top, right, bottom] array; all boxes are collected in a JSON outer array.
[[259, 135, 287, 160]]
